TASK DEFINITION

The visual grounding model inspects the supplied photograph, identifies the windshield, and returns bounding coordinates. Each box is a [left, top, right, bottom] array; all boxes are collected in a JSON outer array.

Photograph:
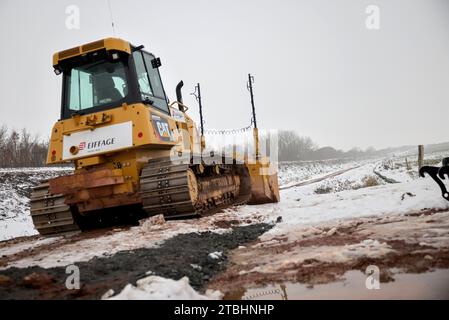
[[64, 60, 128, 115]]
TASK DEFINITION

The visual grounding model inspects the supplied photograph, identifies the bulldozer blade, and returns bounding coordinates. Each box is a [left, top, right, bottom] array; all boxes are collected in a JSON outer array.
[[49, 168, 125, 195], [419, 166, 449, 201], [246, 161, 280, 205]]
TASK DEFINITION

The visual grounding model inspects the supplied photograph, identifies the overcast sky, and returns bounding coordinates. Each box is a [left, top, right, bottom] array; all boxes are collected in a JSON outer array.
[[0, 0, 448, 150]]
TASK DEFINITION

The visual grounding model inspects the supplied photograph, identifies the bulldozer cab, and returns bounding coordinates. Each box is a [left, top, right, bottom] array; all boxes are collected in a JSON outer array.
[[57, 42, 169, 120]]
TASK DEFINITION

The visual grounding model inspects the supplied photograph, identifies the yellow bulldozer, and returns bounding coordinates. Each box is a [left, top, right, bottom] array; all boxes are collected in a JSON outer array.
[[30, 38, 280, 236]]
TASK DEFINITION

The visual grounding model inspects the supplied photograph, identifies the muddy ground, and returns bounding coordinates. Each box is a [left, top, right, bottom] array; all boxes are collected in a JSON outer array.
[[207, 210, 449, 299], [1, 209, 449, 299], [0, 224, 271, 299]]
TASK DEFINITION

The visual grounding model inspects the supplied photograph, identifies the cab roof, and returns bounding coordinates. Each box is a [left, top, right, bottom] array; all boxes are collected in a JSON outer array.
[[52, 38, 131, 67]]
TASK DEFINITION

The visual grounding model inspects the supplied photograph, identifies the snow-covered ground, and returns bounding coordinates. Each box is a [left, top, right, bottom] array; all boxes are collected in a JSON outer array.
[[229, 152, 449, 241], [374, 151, 446, 183], [237, 174, 449, 240], [0, 153, 447, 243], [278, 158, 372, 187], [105, 276, 222, 300]]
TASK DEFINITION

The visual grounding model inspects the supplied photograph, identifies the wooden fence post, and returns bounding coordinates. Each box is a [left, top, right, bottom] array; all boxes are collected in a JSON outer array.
[[418, 145, 424, 171]]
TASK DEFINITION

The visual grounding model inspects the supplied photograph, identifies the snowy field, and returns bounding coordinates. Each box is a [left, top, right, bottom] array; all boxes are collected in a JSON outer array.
[[0, 152, 447, 250], [374, 151, 446, 183], [278, 158, 371, 187], [0, 153, 447, 242], [235, 153, 449, 240]]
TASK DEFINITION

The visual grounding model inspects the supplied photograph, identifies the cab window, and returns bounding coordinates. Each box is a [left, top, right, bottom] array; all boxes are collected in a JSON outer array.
[[133, 51, 169, 113], [65, 60, 128, 113]]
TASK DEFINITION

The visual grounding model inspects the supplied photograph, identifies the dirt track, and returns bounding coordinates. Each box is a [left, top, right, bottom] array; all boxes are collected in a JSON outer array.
[[1, 208, 449, 299], [0, 224, 271, 299], [279, 165, 361, 190]]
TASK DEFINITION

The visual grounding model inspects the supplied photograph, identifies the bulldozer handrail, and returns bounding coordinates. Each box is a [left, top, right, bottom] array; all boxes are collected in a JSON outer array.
[[169, 101, 189, 112]]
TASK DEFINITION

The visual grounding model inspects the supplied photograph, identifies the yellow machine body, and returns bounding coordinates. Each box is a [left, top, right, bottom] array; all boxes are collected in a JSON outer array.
[[46, 102, 202, 212]]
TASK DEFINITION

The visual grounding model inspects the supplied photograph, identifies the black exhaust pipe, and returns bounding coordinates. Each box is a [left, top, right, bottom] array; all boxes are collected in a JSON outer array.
[[176, 81, 184, 111]]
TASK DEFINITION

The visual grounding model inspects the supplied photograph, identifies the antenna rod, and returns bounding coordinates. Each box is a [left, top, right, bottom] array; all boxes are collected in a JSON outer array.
[[248, 73, 257, 129], [247, 73, 260, 159], [107, 0, 116, 36], [196, 83, 205, 136], [192, 83, 206, 153]]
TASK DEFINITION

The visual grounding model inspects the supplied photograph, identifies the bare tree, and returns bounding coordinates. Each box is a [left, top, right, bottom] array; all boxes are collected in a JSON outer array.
[[278, 130, 317, 161], [0, 126, 48, 168]]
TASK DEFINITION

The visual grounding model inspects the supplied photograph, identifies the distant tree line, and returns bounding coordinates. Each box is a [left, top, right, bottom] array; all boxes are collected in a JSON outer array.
[[1, 126, 446, 167], [209, 130, 445, 162], [277, 130, 405, 161], [0, 125, 48, 167], [277, 131, 317, 161]]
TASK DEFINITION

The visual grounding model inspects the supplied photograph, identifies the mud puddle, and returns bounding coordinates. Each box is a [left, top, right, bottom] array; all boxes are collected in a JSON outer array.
[[231, 269, 449, 300]]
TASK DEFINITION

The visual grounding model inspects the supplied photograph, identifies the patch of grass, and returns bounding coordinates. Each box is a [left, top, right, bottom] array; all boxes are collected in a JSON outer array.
[[314, 186, 333, 194], [361, 175, 380, 188], [423, 159, 442, 166], [404, 158, 441, 168], [353, 175, 380, 190]]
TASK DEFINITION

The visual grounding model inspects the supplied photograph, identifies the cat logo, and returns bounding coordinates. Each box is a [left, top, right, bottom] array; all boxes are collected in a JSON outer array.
[[151, 115, 174, 142]]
